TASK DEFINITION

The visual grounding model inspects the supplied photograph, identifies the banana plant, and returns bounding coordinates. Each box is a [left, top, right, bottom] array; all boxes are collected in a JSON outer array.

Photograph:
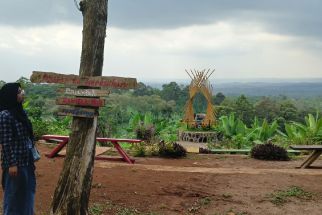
[[247, 117, 279, 142], [219, 113, 247, 137], [127, 112, 142, 132], [127, 112, 156, 142], [284, 113, 322, 144]]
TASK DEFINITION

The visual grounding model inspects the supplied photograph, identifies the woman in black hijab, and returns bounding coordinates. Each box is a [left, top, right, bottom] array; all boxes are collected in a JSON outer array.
[[0, 83, 36, 215]]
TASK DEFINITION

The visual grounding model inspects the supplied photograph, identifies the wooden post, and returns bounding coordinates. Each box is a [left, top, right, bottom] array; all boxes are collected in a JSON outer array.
[[50, 0, 108, 214]]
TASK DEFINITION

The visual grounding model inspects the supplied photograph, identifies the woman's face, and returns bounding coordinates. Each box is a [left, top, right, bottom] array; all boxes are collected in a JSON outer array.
[[17, 87, 25, 103]]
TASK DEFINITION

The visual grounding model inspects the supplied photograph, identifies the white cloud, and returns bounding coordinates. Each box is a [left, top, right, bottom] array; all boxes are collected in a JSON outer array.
[[0, 21, 321, 83], [0, 24, 81, 56], [104, 21, 321, 81]]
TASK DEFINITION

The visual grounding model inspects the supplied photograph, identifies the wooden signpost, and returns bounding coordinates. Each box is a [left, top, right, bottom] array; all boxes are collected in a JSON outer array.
[[31, 71, 137, 89], [57, 106, 96, 118], [56, 97, 105, 107], [57, 88, 110, 97], [30, 71, 137, 118]]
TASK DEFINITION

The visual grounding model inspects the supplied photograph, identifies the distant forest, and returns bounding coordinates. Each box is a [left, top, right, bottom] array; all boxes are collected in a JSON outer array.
[[147, 81, 322, 98]]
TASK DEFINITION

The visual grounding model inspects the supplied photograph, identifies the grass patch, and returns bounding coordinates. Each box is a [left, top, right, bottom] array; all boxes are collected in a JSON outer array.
[[199, 196, 212, 206], [115, 207, 158, 215], [269, 186, 314, 206], [116, 207, 139, 215], [89, 202, 143, 215], [89, 203, 105, 215], [187, 196, 212, 213]]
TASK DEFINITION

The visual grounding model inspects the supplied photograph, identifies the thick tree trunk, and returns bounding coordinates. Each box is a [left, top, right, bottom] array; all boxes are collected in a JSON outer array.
[[50, 1, 108, 214]]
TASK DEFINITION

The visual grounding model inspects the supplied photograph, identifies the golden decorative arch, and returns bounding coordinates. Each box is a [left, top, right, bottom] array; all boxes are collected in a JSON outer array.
[[183, 69, 216, 127]]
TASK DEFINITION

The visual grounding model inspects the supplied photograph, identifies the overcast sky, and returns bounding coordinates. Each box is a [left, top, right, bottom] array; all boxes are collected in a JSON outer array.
[[1, 0, 322, 83]]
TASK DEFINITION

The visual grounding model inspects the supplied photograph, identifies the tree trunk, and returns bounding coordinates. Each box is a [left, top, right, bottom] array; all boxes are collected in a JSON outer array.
[[50, 1, 108, 214]]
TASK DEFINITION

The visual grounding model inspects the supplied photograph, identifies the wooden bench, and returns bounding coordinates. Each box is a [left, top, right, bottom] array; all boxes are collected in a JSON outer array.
[[290, 145, 322, 168], [42, 135, 142, 164]]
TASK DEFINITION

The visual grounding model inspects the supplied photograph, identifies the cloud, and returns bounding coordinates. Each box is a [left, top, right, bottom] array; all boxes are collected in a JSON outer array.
[[1, 0, 322, 40], [0, 0, 81, 26], [0, 1, 321, 82], [103, 21, 322, 80], [0, 24, 82, 82]]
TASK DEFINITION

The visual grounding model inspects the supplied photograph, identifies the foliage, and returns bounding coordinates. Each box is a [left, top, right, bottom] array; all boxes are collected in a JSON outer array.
[[157, 115, 183, 142], [30, 117, 70, 140], [158, 141, 187, 158], [128, 112, 156, 142], [135, 124, 155, 141], [145, 144, 160, 156], [219, 113, 247, 137], [213, 92, 226, 105], [254, 97, 279, 123], [98, 93, 176, 137], [234, 95, 254, 126], [132, 82, 158, 96], [231, 134, 251, 149], [247, 118, 279, 142], [279, 101, 299, 122], [284, 113, 322, 145], [23, 97, 70, 139], [89, 203, 105, 215], [251, 142, 289, 161], [217, 114, 280, 149], [8, 77, 322, 151], [160, 82, 188, 111], [269, 186, 314, 206], [132, 142, 146, 157]]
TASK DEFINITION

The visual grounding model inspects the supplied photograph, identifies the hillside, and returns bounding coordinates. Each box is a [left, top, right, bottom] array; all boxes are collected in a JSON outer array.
[[145, 80, 322, 98]]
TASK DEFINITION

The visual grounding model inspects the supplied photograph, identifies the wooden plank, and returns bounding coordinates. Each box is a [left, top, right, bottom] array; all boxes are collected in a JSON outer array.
[[210, 149, 251, 153], [299, 150, 322, 168], [95, 147, 112, 156], [290, 145, 322, 150], [185, 146, 200, 153], [59, 147, 112, 156], [96, 138, 142, 143], [56, 97, 105, 107], [57, 88, 110, 97], [57, 106, 97, 118], [30, 71, 137, 89]]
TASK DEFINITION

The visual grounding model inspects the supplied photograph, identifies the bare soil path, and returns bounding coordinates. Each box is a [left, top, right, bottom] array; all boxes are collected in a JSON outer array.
[[1, 143, 322, 215]]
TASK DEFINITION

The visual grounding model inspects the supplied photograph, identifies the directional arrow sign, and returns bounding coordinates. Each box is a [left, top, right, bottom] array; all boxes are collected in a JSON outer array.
[[57, 106, 97, 118], [30, 71, 137, 89], [56, 97, 105, 107], [57, 88, 110, 97]]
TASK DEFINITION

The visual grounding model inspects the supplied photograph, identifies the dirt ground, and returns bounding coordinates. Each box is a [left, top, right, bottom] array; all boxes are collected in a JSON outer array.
[[2, 143, 322, 215]]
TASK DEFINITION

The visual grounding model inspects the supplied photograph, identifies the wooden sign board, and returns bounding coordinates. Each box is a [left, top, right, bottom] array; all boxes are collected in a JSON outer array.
[[57, 106, 97, 118], [57, 88, 110, 97], [56, 97, 105, 107], [30, 71, 137, 89]]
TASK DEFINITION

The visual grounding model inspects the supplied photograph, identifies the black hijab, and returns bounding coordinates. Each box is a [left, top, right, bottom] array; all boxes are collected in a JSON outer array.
[[0, 83, 34, 140]]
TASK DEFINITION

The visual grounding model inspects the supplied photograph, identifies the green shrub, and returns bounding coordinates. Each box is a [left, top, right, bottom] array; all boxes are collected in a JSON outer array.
[[158, 141, 186, 158], [146, 144, 159, 156], [31, 119, 51, 140], [135, 124, 155, 143], [251, 142, 289, 161], [132, 142, 146, 157], [31, 117, 70, 140]]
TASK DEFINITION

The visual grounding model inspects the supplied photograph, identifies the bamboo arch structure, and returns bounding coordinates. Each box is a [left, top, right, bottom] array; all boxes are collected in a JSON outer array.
[[183, 69, 216, 127]]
